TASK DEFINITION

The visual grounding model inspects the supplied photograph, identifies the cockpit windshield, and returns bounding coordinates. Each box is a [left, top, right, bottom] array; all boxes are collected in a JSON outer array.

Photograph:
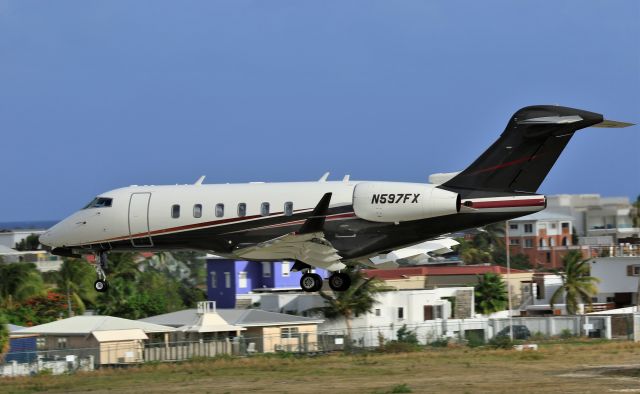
[[83, 197, 113, 209]]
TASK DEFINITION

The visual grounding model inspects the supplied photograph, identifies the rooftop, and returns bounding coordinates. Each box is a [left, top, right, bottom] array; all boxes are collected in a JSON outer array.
[[15, 316, 176, 335], [509, 209, 575, 222], [140, 308, 323, 327]]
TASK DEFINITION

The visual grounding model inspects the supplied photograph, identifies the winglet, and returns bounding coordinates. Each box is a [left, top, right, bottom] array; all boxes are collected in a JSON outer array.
[[194, 175, 206, 185], [592, 119, 635, 128], [298, 193, 332, 234], [318, 172, 330, 182]]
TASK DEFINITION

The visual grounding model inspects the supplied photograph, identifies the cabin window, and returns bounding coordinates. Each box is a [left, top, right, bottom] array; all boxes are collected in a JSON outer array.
[[83, 197, 113, 209], [284, 201, 293, 216], [216, 203, 224, 218], [237, 203, 246, 217], [171, 204, 180, 219], [261, 202, 270, 216], [193, 204, 202, 218]]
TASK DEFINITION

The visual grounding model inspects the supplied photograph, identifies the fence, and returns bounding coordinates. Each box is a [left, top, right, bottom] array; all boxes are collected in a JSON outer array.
[[0, 315, 622, 378]]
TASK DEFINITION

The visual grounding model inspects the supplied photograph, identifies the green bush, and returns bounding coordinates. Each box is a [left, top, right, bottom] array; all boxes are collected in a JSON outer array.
[[429, 338, 449, 348], [560, 329, 574, 339], [488, 335, 514, 349], [396, 324, 418, 345], [465, 330, 485, 348]]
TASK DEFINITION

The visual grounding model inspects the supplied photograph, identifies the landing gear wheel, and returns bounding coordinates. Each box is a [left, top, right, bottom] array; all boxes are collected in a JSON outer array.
[[300, 273, 323, 292], [328, 272, 351, 291], [94, 279, 109, 293]]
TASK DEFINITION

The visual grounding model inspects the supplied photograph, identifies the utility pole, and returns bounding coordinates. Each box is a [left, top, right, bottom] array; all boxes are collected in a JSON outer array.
[[506, 220, 513, 341]]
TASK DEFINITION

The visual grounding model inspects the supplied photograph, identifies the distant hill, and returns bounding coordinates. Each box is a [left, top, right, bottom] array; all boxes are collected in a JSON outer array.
[[0, 220, 58, 231]]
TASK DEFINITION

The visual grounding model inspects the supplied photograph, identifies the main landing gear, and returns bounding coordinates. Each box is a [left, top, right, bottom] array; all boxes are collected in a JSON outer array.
[[94, 251, 109, 293], [299, 272, 351, 293]]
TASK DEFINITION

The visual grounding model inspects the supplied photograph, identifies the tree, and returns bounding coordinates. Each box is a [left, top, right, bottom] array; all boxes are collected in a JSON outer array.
[[550, 251, 600, 315], [0, 317, 9, 362], [632, 195, 640, 228], [313, 271, 387, 345], [0, 263, 45, 306], [55, 259, 97, 316], [474, 273, 508, 315], [14, 234, 41, 251]]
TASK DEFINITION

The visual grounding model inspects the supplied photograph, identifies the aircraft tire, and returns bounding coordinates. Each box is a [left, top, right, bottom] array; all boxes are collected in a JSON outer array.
[[300, 273, 323, 292], [94, 279, 109, 293], [328, 272, 351, 291]]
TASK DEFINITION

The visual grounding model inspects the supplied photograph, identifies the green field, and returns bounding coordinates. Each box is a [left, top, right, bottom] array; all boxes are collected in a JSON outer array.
[[3, 341, 640, 393]]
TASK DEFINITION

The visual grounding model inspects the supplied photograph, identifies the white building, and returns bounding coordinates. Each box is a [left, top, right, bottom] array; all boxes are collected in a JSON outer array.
[[546, 194, 639, 244], [589, 256, 640, 308], [0, 230, 46, 249]]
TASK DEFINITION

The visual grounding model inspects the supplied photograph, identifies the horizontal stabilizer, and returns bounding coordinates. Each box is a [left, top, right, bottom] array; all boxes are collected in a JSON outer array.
[[592, 119, 635, 128]]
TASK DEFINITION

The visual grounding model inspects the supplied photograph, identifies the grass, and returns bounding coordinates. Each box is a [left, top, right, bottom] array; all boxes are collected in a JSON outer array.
[[2, 341, 640, 393]]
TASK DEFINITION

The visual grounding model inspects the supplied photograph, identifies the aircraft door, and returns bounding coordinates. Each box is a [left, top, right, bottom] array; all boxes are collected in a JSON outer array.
[[128, 192, 153, 247]]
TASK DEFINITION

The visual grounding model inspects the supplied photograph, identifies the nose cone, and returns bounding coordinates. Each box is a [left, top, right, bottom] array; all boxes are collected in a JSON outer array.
[[39, 223, 63, 248]]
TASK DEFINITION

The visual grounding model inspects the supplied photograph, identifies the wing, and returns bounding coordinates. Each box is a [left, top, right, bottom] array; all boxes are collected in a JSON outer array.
[[232, 192, 346, 271], [233, 231, 345, 271], [366, 237, 459, 267]]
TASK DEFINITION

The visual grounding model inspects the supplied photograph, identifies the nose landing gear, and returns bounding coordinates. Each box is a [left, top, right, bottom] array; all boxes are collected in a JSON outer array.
[[94, 251, 109, 293]]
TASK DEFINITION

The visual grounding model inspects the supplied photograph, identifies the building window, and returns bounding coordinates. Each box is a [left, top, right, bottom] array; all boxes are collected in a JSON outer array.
[[281, 261, 290, 277], [281, 327, 300, 339], [627, 265, 640, 276], [562, 222, 570, 229], [550, 238, 556, 247], [171, 204, 180, 219], [57, 337, 67, 349], [36, 337, 45, 350], [238, 271, 247, 289], [237, 203, 246, 217], [540, 238, 546, 247], [210, 271, 217, 288], [398, 307, 404, 319], [524, 239, 533, 248], [262, 262, 271, 278], [261, 202, 270, 217], [193, 204, 202, 218], [550, 223, 557, 229], [224, 272, 231, 288], [546, 252, 551, 263], [562, 237, 568, 246], [375, 309, 381, 317], [284, 202, 293, 216], [524, 224, 533, 233], [215, 203, 224, 218], [509, 224, 518, 230], [509, 239, 520, 246]]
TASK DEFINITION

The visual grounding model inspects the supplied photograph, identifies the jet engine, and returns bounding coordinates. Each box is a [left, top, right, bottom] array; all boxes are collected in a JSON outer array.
[[352, 182, 460, 223]]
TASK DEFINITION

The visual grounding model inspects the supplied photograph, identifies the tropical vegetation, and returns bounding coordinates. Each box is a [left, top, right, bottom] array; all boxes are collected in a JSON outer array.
[[313, 270, 387, 344], [550, 250, 600, 314], [474, 273, 508, 315]]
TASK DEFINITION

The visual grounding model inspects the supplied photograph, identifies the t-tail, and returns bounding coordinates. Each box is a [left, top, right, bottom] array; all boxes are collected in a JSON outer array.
[[441, 105, 633, 198]]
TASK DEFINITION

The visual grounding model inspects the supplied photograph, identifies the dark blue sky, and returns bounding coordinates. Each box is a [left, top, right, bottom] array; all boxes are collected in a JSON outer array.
[[1, 1, 638, 221]]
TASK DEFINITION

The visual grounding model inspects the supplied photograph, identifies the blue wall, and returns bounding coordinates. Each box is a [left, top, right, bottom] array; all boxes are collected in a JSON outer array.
[[206, 259, 327, 307], [6, 337, 37, 363]]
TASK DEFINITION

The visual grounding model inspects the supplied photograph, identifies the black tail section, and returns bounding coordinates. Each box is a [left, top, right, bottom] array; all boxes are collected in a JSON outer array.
[[442, 105, 603, 196]]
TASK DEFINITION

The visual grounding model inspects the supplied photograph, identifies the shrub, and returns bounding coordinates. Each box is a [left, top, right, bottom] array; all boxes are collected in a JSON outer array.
[[488, 335, 514, 349], [429, 338, 449, 348], [396, 324, 418, 345], [560, 329, 574, 339]]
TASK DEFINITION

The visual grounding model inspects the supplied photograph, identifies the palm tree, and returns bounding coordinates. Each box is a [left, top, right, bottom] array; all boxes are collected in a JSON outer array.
[[550, 251, 600, 315], [474, 273, 508, 315], [55, 259, 97, 316], [0, 263, 45, 307], [313, 271, 387, 345]]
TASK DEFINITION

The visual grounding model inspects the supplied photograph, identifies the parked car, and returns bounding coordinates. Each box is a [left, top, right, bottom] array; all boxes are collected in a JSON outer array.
[[496, 325, 531, 340]]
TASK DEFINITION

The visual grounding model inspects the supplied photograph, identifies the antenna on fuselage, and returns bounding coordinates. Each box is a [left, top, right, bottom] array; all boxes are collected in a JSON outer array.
[[194, 175, 206, 185], [318, 172, 330, 182]]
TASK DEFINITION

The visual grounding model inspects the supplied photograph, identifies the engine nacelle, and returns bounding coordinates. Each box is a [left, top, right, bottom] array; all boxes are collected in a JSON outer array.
[[353, 182, 460, 223]]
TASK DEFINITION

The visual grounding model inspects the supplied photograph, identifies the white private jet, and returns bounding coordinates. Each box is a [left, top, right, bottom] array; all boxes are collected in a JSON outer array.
[[39, 105, 633, 293]]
